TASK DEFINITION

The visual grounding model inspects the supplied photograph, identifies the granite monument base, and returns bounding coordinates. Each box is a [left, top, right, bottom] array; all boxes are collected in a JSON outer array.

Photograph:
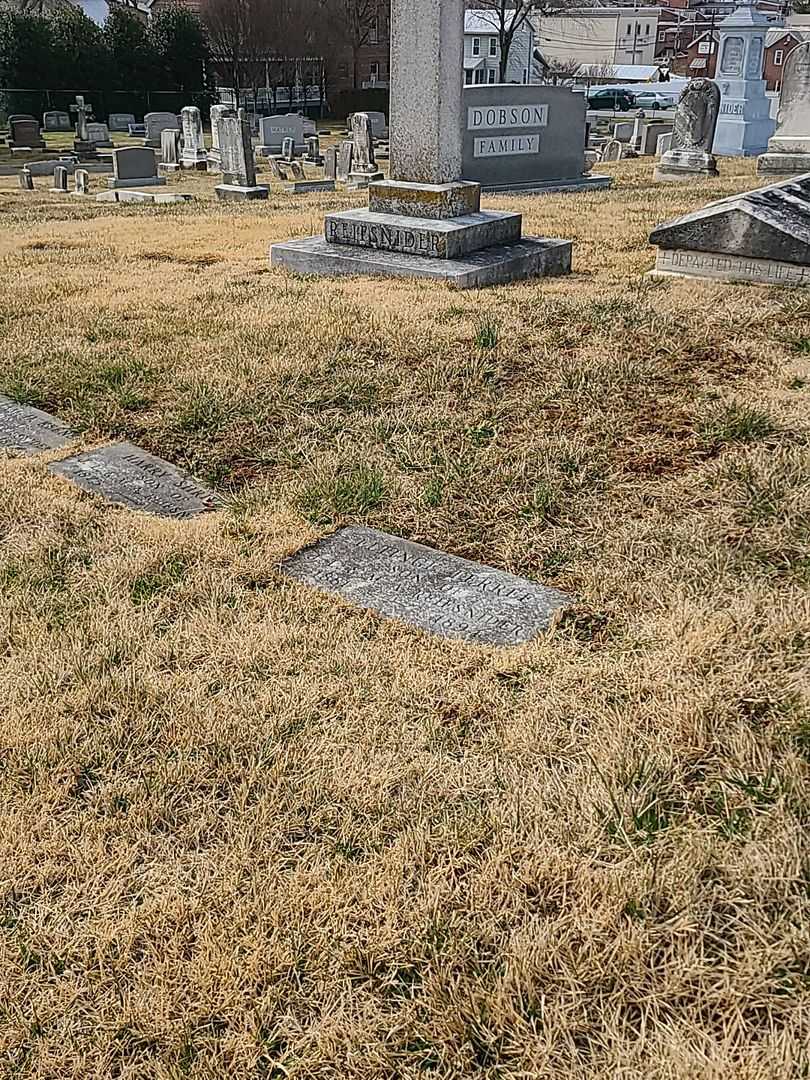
[[757, 152, 810, 176], [324, 208, 522, 259], [107, 175, 166, 189], [270, 235, 572, 289], [654, 149, 719, 182], [215, 183, 269, 202], [651, 247, 810, 287], [283, 179, 336, 194], [475, 174, 613, 195], [369, 180, 481, 219], [158, 162, 181, 174]]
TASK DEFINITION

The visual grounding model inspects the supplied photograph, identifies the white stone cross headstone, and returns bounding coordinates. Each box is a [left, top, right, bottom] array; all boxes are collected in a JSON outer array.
[[70, 95, 92, 142]]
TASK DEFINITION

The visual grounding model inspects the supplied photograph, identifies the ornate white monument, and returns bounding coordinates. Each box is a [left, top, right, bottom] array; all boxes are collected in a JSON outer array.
[[713, 0, 776, 157]]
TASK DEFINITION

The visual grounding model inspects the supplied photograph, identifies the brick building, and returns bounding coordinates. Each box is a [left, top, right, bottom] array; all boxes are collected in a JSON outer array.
[[763, 27, 810, 89]]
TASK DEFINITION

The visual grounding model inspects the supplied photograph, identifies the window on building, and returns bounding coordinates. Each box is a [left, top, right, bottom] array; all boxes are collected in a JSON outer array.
[[488, 68, 496, 82], [658, 30, 665, 41], [645, 24, 650, 36], [369, 18, 378, 44], [489, 37, 497, 56], [523, 68, 528, 83], [627, 23, 632, 35], [465, 69, 473, 84], [474, 67, 486, 83], [472, 37, 480, 56], [369, 61, 379, 80], [774, 48, 784, 65]]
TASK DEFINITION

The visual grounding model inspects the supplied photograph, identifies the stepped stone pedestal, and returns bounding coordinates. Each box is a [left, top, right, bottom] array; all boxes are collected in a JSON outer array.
[[270, 0, 571, 290], [271, 179, 571, 288]]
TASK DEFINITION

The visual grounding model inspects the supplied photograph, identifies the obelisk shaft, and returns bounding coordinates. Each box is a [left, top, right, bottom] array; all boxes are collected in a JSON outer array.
[[389, 0, 465, 185]]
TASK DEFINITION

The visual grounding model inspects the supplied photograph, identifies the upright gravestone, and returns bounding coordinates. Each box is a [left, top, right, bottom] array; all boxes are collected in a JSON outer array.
[[257, 113, 305, 156], [757, 42, 810, 175], [19, 167, 33, 191], [107, 147, 166, 189], [208, 105, 235, 173], [347, 112, 384, 189], [306, 134, 323, 165], [655, 79, 720, 181], [713, 0, 775, 157], [70, 96, 94, 155], [649, 172, 810, 286], [108, 112, 136, 132], [281, 136, 296, 162], [336, 139, 354, 182], [43, 110, 71, 132], [9, 117, 45, 150], [74, 168, 89, 195], [144, 112, 180, 149], [270, 0, 572, 288], [180, 106, 207, 169], [215, 109, 269, 201], [86, 122, 113, 148], [461, 86, 612, 193], [51, 165, 69, 193], [159, 128, 182, 173], [324, 146, 337, 180]]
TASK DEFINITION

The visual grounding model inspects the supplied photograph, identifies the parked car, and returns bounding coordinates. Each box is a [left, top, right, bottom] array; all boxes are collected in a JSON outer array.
[[633, 91, 675, 111], [586, 87, 636, 111]]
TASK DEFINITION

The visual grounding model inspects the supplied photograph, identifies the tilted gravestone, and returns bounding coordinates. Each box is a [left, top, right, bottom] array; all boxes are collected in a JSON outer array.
[[180, 106, 207, 169], [270, 0, 573, 289], [336, 139, 353, 182], [758, 41, 810, 175], [655, 79, 720, 181], [281, 526, 571, 646], [49, 443, 221, 518], [208, 104, 235, 172], [601, 139, 623, 162], [108, 146, 166, 189], [0, 395, 74, 455], [650, 172, 810, 286], [43, 110, 71, 132], [347, 112, 383, 189], [215, 109, 269, 201]]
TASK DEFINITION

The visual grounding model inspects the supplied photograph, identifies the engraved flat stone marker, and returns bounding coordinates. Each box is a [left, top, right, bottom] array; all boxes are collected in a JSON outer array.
[[0, 395, 74, 455], [281, 526, 571, 646], [49, 443, 222, 518]]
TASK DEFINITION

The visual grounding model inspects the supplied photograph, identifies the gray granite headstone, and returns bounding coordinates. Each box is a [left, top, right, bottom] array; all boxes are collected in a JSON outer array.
[[258, 113, 305, 154], [9, 117, 44, 149], [0, 395, 74, 454], [43, 110, 71, 132], [144, 111, 180, 148], [281, 525, 571, 646], [108, 112, 136, 132], [650, 172, 810, 285], [109, 146, 165, 188], [48, 443, 222, 518]]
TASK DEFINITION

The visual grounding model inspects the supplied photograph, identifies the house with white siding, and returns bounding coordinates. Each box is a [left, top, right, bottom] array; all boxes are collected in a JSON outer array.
[[464, 10, 536, 85]]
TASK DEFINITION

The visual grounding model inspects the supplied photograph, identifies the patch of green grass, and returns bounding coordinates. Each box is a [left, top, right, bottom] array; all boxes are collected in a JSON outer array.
[[520, 481, 558, 523], [175, 381, 229, 435], [699, 400, 775, 445], [129, 555, 190, 606], [295, 465, 388, 525], [474, 317, 500, 351]]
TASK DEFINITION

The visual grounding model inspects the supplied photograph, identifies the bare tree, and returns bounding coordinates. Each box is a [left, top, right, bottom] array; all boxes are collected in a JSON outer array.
[[320, 0, 384, 90], [470, 0, 567, 83], [200, 0, 278, 97]]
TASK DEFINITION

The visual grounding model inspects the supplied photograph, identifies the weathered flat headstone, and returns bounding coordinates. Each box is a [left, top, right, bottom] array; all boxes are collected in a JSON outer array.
[[348, 111, 383, 189], [336, 139, 354, 182], [758, 41, 810, 175], [0, 395, 74, 455], [281, 526, 571, 646], [650, 172, 810, 286], [159, 128, 182, 173], [208, 104, 235, 172], [655, 80, 720, 181], [48, 443, 221, 518]]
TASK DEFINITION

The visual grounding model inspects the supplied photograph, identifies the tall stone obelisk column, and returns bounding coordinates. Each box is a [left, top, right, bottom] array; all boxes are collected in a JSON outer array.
[[389, 0, 464, 185]]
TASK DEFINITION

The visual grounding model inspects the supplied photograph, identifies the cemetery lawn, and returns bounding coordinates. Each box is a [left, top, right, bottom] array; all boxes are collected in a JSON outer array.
[[0, 158, 808, 1080]]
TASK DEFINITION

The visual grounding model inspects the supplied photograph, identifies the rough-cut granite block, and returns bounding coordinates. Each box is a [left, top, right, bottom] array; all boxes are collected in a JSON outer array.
[[369, 179, 481, 219]]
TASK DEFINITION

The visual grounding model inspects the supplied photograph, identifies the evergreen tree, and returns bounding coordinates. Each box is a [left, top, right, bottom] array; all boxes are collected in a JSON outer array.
[[47, 5, 111, 89], [150, 7, 210, 91], [104, 7, 158, 91]]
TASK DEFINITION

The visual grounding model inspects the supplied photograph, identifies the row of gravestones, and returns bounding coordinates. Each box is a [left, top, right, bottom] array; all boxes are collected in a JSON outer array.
[[0, 394, 571, 647]]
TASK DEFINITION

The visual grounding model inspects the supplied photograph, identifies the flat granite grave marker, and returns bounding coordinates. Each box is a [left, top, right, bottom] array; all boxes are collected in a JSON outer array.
[[281, 526, 571, 646], [0, 395, 74, 455], [48, 443, 221, 518]]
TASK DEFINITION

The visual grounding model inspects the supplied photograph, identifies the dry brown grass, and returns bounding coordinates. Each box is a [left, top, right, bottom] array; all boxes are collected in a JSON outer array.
[[0, 159, 808, 1079]]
